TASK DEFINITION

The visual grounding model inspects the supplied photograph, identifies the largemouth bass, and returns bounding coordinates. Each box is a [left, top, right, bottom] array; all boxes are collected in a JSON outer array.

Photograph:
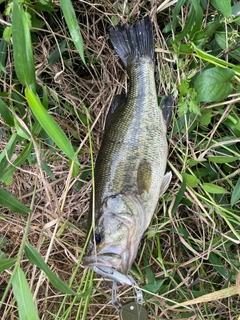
[[83, 16, 172, 291]]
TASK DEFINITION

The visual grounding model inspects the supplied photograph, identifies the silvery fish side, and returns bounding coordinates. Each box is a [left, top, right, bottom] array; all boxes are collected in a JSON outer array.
[[83, 16, 172, 283]]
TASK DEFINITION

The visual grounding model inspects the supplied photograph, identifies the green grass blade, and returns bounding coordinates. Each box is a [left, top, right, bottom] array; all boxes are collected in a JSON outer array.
[[0, 257, 17, 272], [231, 177, 240, 207], [12, 0, 36, 92], [0, 133, 18, 173], [12, 267, 40, 320], [0, 141, 33, 183], [0, 98, 14, 127], [60, 0, 85, 64], [25, 88, 79, 164], [48, 39, 67, 66], [25, 243, 83, 296], [0, 187, 31, 214]]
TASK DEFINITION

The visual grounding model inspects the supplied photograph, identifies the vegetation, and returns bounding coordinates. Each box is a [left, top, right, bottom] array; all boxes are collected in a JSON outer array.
[[0, 0, 240, 319]]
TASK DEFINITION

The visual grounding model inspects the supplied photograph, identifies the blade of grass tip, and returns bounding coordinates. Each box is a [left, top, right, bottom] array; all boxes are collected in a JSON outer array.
[[0, 133, 18, 173], [0, 257, 17, 272], [25, 88, 79, 165], [0, 97, 14, 127], [0, 141, 33, 183], [231, 177, 240, 207], [0, 187, 31, 215], [25, 243, 84, 296], [12, 0, 36, 93], [12, 267, 40, 320], [60, 0, 85, 64]]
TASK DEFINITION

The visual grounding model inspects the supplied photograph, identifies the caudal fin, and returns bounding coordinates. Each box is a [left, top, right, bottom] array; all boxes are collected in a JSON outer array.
[[109, 16, 154, 70]]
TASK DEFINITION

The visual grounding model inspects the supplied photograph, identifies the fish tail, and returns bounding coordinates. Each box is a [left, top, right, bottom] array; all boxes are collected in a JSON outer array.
[[109, 16, 154, 70]]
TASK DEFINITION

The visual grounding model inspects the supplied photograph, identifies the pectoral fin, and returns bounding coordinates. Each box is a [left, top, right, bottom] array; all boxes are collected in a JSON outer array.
[[137, 159, 152, 194], [159, 171, 172, 198]]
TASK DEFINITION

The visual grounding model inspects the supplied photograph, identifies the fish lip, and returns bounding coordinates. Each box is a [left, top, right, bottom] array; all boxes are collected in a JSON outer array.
[[88, 264, 133, 286], [82, 255, 133, 285]]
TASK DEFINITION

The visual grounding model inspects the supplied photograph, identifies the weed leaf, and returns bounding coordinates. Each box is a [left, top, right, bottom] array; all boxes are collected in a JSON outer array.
[[0, 98, 14, 127], [172, 176, 186, 214], [25, 243, 81, 296], [208, 156, 239, 163], [0, 141, 33, 183], [60, 0, 85, 63], [0, 187, 31, 214], [195, 67, 234, 102], [211, 0, 232, 18], [25, 88, 79, 165], [0, 134, 18, 173], [202, 183, 228, 194], [12, 0, 36, 92], [12, 267, 39, 320], [0, 257, 17, 272], [231, 177, 240, 207]]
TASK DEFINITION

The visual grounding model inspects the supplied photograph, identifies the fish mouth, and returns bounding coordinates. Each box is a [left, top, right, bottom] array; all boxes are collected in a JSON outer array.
[[83, 253, 133, 285], [87, 263, 133, 286]]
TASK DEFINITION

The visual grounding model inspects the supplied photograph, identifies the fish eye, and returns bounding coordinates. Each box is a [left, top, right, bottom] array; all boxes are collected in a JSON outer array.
[[95, 234, 101, 245]]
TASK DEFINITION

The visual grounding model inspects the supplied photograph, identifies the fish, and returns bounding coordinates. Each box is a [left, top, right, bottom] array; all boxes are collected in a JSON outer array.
[[83, 16, 172, 292]]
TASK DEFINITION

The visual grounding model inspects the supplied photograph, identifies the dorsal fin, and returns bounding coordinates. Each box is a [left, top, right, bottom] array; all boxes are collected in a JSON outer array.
[[105, 94, 127, 130]]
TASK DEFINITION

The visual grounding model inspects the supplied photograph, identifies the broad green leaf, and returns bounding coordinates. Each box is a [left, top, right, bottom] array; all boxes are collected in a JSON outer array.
[[25, 88, 79, 165], [202, 183, 228, 194], [195, 67, 234, 102], [0, 257, 17, 272], [12, 0, 36, 92], [231, 177, 240, 206], [12, 267, 40, 320], [0, 141, 33, 183], [211, 0, 232, 18], [0, 98, 14, 126], [60, 0, 85, 63], [208, 156, 239, 163], [192, 21, 222, 46], [24, 243, 80, 295], [0, 187, 31, 214], [142, 279, 165, 298], [183, 173, 200, 188], [200, 108, 212, 126]]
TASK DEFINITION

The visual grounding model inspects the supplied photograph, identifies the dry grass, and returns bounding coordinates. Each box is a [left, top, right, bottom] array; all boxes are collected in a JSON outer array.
[[0, 1, 240, 319]]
